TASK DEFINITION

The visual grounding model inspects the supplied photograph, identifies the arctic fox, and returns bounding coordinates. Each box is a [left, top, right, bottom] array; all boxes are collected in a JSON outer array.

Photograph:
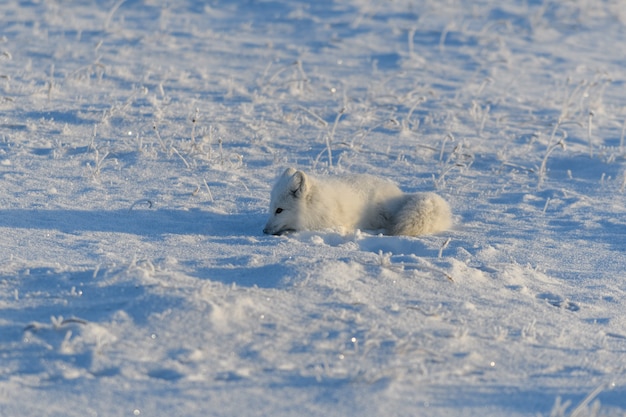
[[263, 168, 452, 236]]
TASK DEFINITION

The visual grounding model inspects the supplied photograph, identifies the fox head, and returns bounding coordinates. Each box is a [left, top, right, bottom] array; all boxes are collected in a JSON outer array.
[[263, 168, 309, 235]]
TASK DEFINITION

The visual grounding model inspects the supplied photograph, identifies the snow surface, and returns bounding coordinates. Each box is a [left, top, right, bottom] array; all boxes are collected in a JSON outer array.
[[1, 0, 626, 416]]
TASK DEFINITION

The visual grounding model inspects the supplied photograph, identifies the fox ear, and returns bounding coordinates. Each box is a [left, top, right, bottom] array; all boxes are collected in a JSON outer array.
[[281, 167, 297, 178], [290, 170, 308, 198]]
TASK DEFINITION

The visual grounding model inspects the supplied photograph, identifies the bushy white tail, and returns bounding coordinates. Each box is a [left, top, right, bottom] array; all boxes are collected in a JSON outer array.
[[389, 192, 452, 236]]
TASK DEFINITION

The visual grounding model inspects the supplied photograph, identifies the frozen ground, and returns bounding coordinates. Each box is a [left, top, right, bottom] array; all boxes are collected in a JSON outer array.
[[1, 0, 626, 416]]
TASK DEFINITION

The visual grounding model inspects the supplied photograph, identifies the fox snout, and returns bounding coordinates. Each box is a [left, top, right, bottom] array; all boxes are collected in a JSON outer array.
[[262, 221, 279, 235], [263, 226, 284, 235], [263, 222, 293, 236]]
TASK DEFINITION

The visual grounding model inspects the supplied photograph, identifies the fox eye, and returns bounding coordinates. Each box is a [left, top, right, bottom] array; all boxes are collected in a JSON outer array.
[[275, 208, 283, 214]]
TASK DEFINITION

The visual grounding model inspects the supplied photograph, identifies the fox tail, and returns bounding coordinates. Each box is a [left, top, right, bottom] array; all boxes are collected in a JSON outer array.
[[390, 193, 452, 236]]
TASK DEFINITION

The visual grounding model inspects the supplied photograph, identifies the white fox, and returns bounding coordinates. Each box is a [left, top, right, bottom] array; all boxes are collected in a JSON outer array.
[[263, 168, 452, 236]]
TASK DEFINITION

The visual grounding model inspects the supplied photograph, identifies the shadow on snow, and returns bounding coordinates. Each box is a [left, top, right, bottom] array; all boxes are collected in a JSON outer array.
[[0, 208, 266, 237]]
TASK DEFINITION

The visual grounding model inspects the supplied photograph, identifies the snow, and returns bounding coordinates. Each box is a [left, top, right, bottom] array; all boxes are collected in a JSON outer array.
[[1, 0, 625, 415]]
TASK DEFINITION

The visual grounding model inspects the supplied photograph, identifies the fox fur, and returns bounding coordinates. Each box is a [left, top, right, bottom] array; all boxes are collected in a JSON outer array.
[[263, 168, 452, 236]]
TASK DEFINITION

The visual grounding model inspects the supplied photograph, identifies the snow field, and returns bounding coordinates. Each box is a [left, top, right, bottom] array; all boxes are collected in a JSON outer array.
[[1, 0, 626, 416]]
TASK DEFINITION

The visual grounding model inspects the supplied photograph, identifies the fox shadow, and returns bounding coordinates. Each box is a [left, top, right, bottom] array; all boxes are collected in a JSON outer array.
[[0, 208, 292, 288], [0, 208, 265, 237]]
